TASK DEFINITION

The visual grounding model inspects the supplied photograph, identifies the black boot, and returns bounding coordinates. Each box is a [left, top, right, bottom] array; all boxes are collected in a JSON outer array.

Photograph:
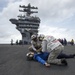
[[73, 54, 75, 57], [61, 58, 68, 66]]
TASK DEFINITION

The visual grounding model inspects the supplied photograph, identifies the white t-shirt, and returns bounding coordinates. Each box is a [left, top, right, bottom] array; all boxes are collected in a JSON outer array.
[[42, 36, 62, 52]]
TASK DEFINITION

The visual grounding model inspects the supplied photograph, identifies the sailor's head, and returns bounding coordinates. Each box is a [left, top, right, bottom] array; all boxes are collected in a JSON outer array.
[[31, 34, 37, 41], [38, 34, 45, 41], [26, 52, 34, 61]]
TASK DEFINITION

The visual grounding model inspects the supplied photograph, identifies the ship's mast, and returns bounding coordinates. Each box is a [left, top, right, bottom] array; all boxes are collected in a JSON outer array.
[[19, 3, 38, 16]]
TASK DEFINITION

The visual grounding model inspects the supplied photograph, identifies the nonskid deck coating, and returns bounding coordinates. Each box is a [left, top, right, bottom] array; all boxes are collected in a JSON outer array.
[[0, 44, 75, 75]]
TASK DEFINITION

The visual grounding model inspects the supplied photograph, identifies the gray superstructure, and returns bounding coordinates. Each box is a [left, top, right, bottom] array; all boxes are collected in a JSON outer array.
[[10, 3, 40, 44]]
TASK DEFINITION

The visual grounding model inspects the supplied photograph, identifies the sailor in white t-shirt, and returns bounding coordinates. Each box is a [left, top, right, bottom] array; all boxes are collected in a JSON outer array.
[[38, 35, 64, 65]]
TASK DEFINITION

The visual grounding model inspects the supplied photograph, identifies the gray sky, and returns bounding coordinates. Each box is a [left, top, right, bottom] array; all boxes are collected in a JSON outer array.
[[0, 0, 75, 44]]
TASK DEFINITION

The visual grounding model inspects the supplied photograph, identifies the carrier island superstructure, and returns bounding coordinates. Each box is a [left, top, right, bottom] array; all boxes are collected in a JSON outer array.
[[10, 3, 40, 44]]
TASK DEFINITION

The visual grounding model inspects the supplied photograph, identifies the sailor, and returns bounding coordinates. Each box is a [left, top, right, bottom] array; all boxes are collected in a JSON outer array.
[[26, 51, 70, 67], [28, 34, 42, 53], [38, 34, 65, 65]]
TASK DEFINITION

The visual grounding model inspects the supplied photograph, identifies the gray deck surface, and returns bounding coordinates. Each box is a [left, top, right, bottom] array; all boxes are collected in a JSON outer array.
[[0, 44, 75, 75]]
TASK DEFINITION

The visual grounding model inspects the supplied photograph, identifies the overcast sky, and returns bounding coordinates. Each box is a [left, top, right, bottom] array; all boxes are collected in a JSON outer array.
[[0, 0, 75, 44]]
